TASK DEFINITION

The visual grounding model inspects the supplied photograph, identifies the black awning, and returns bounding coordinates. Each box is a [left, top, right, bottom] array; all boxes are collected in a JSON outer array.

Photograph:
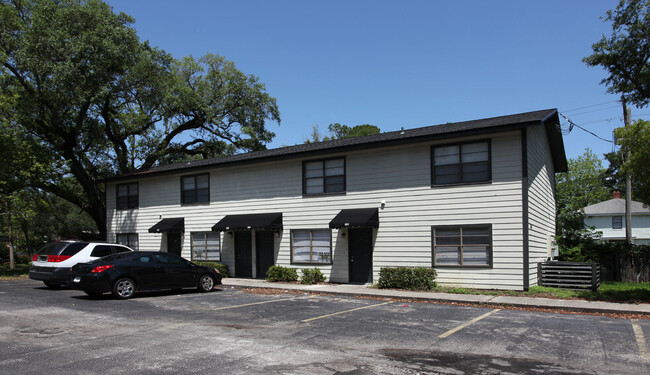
[[148, 218, 184, 233], [212, 213, 283, 232], [329, 208, 379, 229]]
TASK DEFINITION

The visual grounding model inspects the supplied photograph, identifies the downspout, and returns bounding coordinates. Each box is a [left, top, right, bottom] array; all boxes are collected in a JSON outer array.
[[521, 128, 530, 291]]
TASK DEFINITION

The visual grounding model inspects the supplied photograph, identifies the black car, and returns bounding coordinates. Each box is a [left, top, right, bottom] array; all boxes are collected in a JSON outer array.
[[67, 251, 222, 299]]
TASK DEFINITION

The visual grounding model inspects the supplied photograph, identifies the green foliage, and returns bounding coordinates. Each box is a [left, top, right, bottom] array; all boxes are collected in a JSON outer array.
[[305, 123, 381, 143], [614, 120, 650, 205], [192, 261, 230, 278], [301, 268, 326, 284], [265, 266, 299, 282], [0, 264, 30, 280], [583, 0, 650, 107], [555, 149, 611, 254], [0, 0, 280, 236], [377, 267, 437, 290]]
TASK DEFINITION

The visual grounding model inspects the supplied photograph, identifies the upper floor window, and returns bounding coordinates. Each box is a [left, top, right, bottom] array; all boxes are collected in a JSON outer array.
[[116, 183, 138, 209], [432, 225, 492, 267], [182, 174, 209, 204], [612, 216, 623, 229], [432, 141, 490, 185], [303, 158, 345, 195]]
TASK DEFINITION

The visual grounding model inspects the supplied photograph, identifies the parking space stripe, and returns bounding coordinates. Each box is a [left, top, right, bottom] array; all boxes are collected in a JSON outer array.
[[211, 296, 300, 311], [438, 309, 500, 339], [631, 319, 649, 361], [302, 301, 392, 322]]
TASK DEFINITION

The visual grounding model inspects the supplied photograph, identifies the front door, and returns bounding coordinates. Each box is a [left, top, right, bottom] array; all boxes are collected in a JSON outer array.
[[348, 228, 373, 284], [167, 233, 182, 256], [255, 231, 275, 279], [234, 232, 253, 278]]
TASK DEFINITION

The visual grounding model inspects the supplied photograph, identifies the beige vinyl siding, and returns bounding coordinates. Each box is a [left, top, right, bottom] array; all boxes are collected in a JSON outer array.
[[107, 130, 526, 289], [527, 125, 557, 287]]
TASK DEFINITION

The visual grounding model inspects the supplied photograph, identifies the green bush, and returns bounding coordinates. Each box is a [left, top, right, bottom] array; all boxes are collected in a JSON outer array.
[[192, 261, 230, 278], [301, 268, 326, 284], [377, 266, 437, 290], [265, 265, 298, 282]]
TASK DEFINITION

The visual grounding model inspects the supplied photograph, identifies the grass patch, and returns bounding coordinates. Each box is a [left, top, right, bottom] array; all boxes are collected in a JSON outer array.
[[429, 281, 650, 303], [0, 263, 30, 280]]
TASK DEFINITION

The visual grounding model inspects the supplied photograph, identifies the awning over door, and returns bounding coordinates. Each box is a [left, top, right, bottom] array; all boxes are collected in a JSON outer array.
[[212, 213, 283, 232], [148, 218, 185, 233], [329, 208, 379, 229]]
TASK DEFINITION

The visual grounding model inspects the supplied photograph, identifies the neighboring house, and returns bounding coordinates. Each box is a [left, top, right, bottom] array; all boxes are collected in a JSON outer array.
[[105, 109, 567, 291], [583, 192, 650, 245]]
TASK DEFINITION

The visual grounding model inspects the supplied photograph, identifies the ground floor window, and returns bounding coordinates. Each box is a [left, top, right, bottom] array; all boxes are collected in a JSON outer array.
[[432, 225, 492, 267], [191, 232, 221, 261], [291, 229, 332, 264], [117, 233, 139, 251]]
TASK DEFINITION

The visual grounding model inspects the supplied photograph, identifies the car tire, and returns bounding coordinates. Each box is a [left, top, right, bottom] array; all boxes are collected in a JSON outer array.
[[198, 274, 215, 292], [43, 281, 61, 289], [112, 278, 136, 299]]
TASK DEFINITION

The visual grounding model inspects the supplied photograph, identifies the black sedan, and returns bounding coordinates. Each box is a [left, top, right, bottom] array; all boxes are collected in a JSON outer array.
[[67, 251, 222, 299]]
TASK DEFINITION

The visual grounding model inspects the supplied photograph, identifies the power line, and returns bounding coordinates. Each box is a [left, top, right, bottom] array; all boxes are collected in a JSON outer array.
[[562, 100, 619, 113], [559, 113, 614, 143], [568, 105, 622, 116]]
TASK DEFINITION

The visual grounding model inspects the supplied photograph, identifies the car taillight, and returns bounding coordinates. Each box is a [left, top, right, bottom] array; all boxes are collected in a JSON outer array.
[[214, 268, 220, 274], [90, 265, 114, 273], [32, 254, 39, 261], [48, 255, 72, 262]]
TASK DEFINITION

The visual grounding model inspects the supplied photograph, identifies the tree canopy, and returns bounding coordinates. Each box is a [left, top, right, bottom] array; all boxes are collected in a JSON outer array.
[[614, 119, 650, 205], [305, 123, 380, 143], [583, 0, 650, 107], [0, 0, 280, 238]]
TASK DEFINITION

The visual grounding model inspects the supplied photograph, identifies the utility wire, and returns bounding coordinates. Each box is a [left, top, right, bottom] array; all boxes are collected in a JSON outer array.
[[559, 113, 614, 143], [568, 105, 622, 116], [562, 100, 619, 113]]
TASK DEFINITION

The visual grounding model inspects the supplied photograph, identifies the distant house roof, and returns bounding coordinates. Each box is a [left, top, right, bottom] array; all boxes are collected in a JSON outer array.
[[584, 198, 650, 216], [106, 108, 567, 182]]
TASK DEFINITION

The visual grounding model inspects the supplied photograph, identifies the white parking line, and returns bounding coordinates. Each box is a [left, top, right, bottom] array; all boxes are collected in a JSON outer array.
[[439, 309, 501, 338], [631, 319, 649, 361], [302, 301, 392, 322]]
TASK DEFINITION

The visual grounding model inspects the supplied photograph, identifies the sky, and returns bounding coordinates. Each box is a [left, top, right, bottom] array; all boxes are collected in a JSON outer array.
[[106, 0, 647, 163]]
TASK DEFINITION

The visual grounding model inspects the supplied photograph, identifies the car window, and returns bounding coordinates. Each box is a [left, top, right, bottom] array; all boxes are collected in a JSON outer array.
[[92, 251, 134, 263], [153, 253, 186, 265], [112, 246, 131, 254], [90, 245, 113, 258], [60, 242, 89, 256], [133, 255, 153, 263], [38, 242, 70, 255]]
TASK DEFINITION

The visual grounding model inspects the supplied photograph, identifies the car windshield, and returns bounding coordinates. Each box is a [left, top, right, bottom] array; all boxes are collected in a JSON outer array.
[[91, 251, 135, 263]]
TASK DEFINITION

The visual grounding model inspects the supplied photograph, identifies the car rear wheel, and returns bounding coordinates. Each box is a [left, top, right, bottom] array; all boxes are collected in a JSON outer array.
[[43, 281, 61, 289], [112, 278, 135, 299], [198, 274, 215, 292]]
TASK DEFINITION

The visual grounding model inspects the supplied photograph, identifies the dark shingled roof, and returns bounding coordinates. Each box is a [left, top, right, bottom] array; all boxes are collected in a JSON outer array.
[[107, 108, 566, 182]]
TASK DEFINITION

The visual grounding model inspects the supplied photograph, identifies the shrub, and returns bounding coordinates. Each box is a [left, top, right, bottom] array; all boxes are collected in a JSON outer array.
[[377, 267, 437, 290], [266, 265, 298, 282], [192, 261, 230, 278], [301, 268, 326, 284]]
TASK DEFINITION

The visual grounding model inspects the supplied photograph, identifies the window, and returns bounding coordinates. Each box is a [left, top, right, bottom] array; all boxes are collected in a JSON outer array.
[[182, 174, 209, 204], [432, 141, 490, 185], [116, 183, 138, 209], [90, 245, 113, 258], [117, 233, 139, 251], [432, 225, 492, 267], [612, 216, 623, 229], [303, 158, 345, 195], [291, 229, 332, 264], [191, 232, 221, 261], [153, 253, 187, 265]]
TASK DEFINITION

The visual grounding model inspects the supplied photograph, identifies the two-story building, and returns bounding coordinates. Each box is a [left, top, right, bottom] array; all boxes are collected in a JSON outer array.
[[583, 192, 650, 244], [105, 108, 567, 290]]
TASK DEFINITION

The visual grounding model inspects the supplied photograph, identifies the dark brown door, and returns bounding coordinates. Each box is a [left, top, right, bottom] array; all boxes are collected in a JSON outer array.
[[255, 231, 275, 279], [234, 232, 252, 278], [167, 233, 182, 256], [348, 228, 373, 283]]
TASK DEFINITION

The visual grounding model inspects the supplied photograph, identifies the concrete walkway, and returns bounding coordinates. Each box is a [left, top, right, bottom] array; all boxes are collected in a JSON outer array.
[[222, 278, 650, 315]]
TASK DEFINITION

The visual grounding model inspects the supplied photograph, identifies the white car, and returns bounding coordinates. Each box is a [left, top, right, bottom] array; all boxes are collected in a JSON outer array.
[[29, 241, 134, 288]]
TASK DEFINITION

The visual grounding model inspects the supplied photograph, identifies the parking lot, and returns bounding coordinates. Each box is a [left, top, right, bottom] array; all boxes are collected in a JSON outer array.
[[1, 279, 649, 374]]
